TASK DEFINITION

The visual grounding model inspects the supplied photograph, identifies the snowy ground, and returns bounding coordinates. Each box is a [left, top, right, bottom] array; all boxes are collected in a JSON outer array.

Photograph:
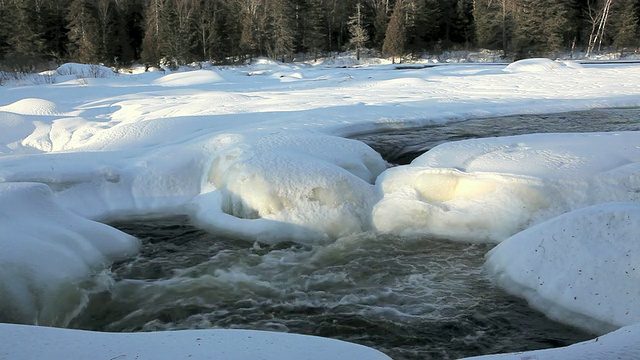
[[1, 58, 640, 359]]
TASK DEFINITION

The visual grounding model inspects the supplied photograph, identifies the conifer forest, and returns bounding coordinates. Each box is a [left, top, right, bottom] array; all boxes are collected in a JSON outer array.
[[0, 0, 639, 70]]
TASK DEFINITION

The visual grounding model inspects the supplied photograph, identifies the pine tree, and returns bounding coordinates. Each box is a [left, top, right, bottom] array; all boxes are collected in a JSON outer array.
[[302, 0, 328, 61], [141, 0, 163, 67], [3, 0, 45, 68], [512, 0, 568, 58], [404, 0, 440, 52], [382, 0, 405, 63], [94, 0, 117, 63], [613, 0, 639, 55], [473, 0, 511, 52], [372, 1, 389, 48], [266, 0, 295, 62], [348, 2, 369, 60], [453, 0, 474, 46], [67, 0, 100, 64], [195, 0, 222, 61], [237, 0, 266, 60]]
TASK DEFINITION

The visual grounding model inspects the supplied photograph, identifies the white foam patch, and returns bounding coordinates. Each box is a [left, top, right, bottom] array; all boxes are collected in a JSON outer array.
[[0, 324, 391, 360], [372, 132, 640, 243], [0, 98, 58, 115], [0, 183, 139, 326], [484, 202, 640, 334], [153, 69, 225, 86]]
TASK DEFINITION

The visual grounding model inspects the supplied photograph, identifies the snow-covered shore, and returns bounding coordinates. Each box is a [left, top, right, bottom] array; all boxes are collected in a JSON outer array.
[[1, 58, 640, 358]]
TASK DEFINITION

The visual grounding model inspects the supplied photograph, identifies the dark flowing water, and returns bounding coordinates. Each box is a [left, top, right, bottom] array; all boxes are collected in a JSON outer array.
[[71, 108, 640, 359], [355, 107, 640, 164]]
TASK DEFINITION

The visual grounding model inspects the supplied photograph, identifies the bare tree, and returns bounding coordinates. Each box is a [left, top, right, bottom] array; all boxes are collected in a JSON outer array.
[[587, 0, 613, 57], [348, 1, 369, 60]]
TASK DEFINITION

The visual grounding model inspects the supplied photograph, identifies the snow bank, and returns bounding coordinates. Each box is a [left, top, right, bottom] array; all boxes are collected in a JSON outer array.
[[0, 98, 58, 115], [503, 58, 574, 73], [56, 63, 115, 78], [463, 322, 640, 360], [0, 324, 391, 360], [0, 112, 35, 153], [152, 69, 225, 86], [485, 202, 640, 334], [0, 183, 139, 326], [372, 132, 640, 243], [192, 132, 387, 243]]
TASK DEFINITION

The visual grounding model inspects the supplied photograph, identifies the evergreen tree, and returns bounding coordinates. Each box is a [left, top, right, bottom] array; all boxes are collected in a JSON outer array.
[[67, 0, 100, 64], [237, 0, 266, 60], [512, 0, 569, 58], [266, 0, 295, 61], [454, 0, 474, 46], [613, 0, 639, 55], [41, 0, 73, 63], [94, 0, 117, 63], [382, 0, 405, 63], [141, 0, 163, 66], [3, 0, 45, 67], [473, 0, 510, 52], [371, 1, 389, 48], [195, 0, 222, 61], [302, 0, 329, 60]]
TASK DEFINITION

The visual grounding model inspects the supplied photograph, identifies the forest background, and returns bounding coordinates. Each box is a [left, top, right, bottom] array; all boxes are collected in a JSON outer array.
[[0, 0, 638, 71]]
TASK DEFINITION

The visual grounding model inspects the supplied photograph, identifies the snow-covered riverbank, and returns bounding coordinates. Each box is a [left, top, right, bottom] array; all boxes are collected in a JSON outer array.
[[1, 58, 639, 359]]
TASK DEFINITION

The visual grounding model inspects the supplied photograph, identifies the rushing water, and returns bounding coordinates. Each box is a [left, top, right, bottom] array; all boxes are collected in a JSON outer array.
[[355, 107, 640, 164], [71, 108, 640, 359]]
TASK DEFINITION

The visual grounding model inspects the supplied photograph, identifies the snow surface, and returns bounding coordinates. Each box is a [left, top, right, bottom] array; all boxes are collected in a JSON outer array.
[[2, 58, 640, 358], [485, 202, 640, 334], [0, 324, 391, 360], [465, 322, 640, 360]]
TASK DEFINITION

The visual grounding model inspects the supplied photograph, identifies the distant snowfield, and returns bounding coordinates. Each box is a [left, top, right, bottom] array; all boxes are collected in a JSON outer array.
[[1, 58, 640, 359]]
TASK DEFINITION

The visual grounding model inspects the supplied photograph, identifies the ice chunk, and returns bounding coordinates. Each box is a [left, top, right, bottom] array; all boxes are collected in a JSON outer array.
[[485, 202, 640, 334], [0, 183, 139, 326], [372, 132, 640, 243]]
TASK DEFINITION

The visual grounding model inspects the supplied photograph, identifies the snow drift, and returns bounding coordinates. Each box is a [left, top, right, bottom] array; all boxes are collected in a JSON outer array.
[[485, 202, 640, 334]]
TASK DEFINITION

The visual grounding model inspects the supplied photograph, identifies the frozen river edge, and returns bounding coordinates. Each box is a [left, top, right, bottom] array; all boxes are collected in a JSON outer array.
[[1, 58, 640, 359]]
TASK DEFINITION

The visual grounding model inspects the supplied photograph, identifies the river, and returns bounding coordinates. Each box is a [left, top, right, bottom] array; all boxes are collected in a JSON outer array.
[[70, 108, 640, 359]]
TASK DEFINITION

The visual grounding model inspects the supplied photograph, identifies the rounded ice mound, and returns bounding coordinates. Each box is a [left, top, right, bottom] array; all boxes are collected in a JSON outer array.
[[372, 132, 640, 243], [0, 182, 139, 326], [153, 69, 225, 86], [193, 132, 387, 243], [485, 202, 640, 334], [0, 98, 57, 115], [56, 63, 115, 78], [504, 58, 572, 73]]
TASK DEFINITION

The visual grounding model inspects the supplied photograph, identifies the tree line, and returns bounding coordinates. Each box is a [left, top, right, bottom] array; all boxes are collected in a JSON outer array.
[[0, 0, 638, 70]]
